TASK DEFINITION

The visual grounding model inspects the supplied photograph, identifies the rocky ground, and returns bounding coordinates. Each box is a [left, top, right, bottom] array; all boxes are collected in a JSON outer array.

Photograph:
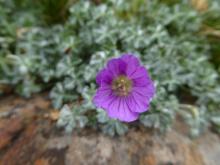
[[0, 94, 219, 165]]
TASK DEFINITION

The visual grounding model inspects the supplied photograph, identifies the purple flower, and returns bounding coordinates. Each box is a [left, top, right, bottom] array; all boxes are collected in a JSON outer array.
[[93, 54, 155, 122]]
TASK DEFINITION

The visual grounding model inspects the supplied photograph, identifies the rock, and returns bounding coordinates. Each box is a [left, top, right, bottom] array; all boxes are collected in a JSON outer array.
[[96, 136, 113, 162], [0, 94, 220, 165], [34, 159, 49, 165], [16, 105, 37, 119], [46, 136, 70, 150], [149, 131, 205, 165], [0, 132, 11, 150], [5, 117, 24, 134], [0, 124, 39, 165], [65, 130, 206, 165], [0, 117, 24, 150], [66, 134, 119, 165], [140, 154, 156, 165], [196, 132, 220, 165]]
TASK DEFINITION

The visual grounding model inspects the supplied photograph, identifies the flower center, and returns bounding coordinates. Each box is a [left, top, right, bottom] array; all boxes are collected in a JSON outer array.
[[112, 75, 132, 96]]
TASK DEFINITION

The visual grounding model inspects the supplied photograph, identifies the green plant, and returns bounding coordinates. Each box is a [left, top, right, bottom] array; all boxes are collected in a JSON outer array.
[[38, 0, 72, 25], [0, 0, 220, 136]]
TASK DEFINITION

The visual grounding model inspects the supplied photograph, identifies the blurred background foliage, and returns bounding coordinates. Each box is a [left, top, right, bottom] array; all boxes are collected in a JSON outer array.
[[0, 0, 220, 136]]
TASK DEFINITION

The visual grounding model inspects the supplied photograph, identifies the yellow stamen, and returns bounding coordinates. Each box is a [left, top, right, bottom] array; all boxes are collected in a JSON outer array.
[[112, 75, 132, 96]]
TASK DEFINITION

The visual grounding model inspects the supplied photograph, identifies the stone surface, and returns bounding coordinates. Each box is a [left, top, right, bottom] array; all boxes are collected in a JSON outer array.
[[197, 132, 220, 165], [0, 94, 219, 165], [0, 132, 11, 150], [64, 130, 205, 165], [0, 117, 24, 150]]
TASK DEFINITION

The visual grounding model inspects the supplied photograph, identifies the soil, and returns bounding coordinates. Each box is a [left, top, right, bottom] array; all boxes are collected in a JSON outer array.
[[0, 94, 219, 165]]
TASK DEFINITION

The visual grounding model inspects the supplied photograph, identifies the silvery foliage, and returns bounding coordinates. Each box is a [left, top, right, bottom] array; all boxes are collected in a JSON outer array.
[[57, 104, 88, 133], [0, 0, 220, 136]]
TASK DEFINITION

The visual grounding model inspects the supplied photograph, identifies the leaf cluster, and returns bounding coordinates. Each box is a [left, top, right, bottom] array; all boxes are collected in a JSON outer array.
[[0, 0, 220, 136]]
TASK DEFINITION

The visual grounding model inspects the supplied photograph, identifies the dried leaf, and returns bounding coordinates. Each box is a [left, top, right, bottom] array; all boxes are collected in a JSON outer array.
[[49, 111, 60, 121], [191, 0, 208, 12], [34, 158, 49, 165]]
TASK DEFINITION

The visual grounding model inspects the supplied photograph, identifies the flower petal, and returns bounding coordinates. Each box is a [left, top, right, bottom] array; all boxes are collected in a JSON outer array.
[[126, 93, 149, 113], [131, 92, 149, 112], [129, 66, 149, 79], [107, 58, 126, 77], [93, 86, 113, 109], [132, 76, 151, 87], [96, 68, 113, 86], [107, 97, 139, 122], [121, 54, 140, 76], [132, 84, 155, 100]]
